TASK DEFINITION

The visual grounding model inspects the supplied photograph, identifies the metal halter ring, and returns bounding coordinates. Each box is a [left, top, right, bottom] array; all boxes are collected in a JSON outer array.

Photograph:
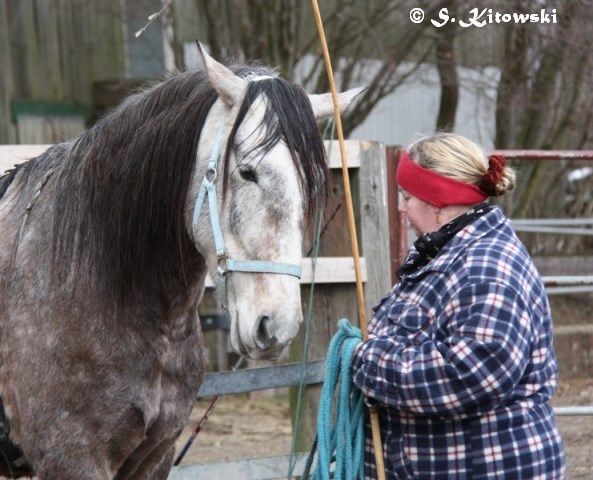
[[217, 256, 230, 278], [205, 167, 217, 183]]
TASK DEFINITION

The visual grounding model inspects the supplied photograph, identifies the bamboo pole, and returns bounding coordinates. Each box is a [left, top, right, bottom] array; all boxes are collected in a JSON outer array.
[[309, 1, 386, 479]]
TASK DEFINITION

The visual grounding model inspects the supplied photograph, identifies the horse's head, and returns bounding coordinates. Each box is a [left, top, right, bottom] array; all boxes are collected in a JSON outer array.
[[189, 47, 360, 360]]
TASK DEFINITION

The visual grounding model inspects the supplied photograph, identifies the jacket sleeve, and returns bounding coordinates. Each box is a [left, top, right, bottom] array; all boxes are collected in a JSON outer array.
[[352, 281, 533, 416]]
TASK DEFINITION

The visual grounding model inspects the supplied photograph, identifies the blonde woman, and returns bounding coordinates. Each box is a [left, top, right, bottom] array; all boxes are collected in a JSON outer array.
[[352, 133, 565, 479]]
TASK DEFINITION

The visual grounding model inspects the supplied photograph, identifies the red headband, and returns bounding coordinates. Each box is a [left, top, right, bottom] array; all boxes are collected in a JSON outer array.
[[396, 152, 488, 207]]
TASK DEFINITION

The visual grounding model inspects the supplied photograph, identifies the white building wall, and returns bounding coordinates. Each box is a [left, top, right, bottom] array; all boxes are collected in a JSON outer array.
[[350, 63, 499, 150]]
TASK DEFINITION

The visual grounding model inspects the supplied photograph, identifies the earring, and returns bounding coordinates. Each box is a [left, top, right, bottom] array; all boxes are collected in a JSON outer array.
[[435, 209, 442, 225]]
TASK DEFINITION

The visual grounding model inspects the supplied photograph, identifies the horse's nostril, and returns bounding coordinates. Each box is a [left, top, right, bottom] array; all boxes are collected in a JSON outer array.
[[254, 315, 277, 350]]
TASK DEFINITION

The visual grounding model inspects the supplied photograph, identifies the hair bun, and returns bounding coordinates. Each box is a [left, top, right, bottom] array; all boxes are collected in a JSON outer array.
[[479, 154, 506, 196]]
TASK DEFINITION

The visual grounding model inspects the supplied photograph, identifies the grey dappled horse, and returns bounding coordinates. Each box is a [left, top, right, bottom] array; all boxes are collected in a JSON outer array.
[[0, 47, 359, 479]]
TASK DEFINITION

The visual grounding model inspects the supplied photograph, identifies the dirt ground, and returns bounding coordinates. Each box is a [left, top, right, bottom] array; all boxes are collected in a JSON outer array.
[[176, 392, 295, 467], [549, 294, 593, 326], [552, 378, 593, 479], [177, 378, 593, 479]]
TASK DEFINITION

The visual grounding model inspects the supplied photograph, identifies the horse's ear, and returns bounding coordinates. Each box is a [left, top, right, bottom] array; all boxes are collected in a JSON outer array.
[[308, 87, 365, 120], [196, 41, 247, 108]]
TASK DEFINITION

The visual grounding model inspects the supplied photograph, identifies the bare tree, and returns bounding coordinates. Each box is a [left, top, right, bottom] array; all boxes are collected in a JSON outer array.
[[167, 0, 455, 135], [492, 0, 593, 224], [435, 0, 459, 131]]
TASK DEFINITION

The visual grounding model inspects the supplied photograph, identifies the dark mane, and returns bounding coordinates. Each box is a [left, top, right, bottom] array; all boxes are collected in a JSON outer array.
[[50, 65, 329, 306], [222, 76, 329, 222], [52, 69, 219, 305]]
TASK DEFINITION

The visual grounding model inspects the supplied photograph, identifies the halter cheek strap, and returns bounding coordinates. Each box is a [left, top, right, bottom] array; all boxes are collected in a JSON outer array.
[[192, 119, 302, 307]]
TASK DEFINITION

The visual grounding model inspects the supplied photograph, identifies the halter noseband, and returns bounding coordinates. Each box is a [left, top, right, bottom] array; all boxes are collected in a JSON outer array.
[[192, 119, 302, 305]]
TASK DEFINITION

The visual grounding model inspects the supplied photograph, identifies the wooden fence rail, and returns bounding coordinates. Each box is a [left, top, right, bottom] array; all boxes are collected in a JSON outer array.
[[197, 360, 325, 397]]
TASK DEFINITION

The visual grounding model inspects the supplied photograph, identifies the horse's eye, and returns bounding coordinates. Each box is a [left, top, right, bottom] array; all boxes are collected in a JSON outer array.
[[239, 166, 258, 183]]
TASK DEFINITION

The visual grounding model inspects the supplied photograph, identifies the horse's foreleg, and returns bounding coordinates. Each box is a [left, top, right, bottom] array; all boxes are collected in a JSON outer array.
[[118, 437, 176, 480], [144, 447, 175, 480]]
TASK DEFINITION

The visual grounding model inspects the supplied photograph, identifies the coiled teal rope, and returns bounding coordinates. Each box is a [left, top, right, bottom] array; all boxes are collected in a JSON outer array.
[[302, 319, 366, 480]]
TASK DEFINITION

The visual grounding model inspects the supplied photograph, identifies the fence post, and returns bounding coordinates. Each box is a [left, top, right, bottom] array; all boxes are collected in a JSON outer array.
[[386, 146, 409, 284], [357, 141, 392, 317], [289, 140, 390, 453], [0, 0, 17, 144]]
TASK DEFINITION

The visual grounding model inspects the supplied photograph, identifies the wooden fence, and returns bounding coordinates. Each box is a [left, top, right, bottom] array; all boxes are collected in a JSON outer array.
[[0, 0, 127, 144]]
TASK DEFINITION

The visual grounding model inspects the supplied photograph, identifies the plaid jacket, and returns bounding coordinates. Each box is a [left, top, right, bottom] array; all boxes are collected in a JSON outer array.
[[352, 207, 565, 479]]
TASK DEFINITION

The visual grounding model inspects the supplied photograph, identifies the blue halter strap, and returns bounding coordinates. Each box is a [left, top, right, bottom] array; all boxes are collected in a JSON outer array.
[[192, 119, 303, 288]]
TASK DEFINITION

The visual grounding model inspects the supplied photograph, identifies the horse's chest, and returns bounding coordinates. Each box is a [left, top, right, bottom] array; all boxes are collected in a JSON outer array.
[[114, 332, 204, 474], [143, 332, 205, 434]]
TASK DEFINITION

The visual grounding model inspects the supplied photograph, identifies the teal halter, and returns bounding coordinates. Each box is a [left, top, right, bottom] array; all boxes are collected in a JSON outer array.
[[192, 120, 302, 299]]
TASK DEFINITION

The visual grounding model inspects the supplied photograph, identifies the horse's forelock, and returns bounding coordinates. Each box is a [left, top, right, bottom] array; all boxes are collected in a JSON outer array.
[[221, 77, 330, 227]]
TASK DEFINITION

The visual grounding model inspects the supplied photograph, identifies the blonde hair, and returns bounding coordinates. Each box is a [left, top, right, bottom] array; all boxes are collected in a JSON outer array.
[[408, 133, 515, 197]]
